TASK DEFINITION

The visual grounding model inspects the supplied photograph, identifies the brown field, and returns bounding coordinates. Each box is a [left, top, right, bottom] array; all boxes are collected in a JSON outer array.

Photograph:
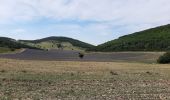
[[0, 58, 170, 99]]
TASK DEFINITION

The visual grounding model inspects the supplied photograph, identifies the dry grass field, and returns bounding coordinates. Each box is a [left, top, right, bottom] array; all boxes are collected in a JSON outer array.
[[0, 58, 170, 99]]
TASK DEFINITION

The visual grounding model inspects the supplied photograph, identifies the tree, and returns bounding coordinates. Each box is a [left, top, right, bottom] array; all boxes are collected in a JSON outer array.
[[57, 44, 63, 50], [157, 52, 170, 64]]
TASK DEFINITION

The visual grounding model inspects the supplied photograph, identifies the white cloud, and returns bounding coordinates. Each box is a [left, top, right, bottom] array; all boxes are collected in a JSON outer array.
[[0, 0, 170, 44], [0, 0, 170, 23]]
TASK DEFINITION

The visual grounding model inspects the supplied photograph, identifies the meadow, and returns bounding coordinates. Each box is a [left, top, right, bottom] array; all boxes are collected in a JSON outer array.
[[0, 58, 170, 99]]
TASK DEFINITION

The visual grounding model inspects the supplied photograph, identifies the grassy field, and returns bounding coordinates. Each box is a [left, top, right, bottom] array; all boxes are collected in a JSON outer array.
[[0, 47, 12, 53], [0, 48, 24, 54], [0, 59, 170, 99]]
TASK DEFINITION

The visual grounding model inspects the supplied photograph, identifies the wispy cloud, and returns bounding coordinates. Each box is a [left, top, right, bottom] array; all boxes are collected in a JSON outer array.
[[0, 0, 170, 44], [0, 0, 170, 22]]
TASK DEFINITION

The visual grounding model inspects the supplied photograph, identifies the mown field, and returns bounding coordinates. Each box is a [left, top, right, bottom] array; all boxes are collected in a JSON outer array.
[[0, 59, 170, 99]]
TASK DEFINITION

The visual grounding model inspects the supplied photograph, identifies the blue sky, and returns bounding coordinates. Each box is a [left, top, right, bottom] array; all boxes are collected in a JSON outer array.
[[0, 0, 170, 45]]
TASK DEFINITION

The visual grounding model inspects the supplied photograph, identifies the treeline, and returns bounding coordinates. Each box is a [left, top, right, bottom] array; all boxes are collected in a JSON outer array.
[[88, 24, 170, 52], [0, 37, 39, 50]]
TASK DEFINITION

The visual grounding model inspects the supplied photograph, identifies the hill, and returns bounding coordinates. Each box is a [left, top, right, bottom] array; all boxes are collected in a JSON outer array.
[[0, 37, 38, 53], [89, 24, 170, 52], [19, 36, 94, 51]]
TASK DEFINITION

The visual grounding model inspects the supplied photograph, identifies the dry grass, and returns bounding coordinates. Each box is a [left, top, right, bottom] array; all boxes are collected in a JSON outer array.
[[0, 58, 170, 99]]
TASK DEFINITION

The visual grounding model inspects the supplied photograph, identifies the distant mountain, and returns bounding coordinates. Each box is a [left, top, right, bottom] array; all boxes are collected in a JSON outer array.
[[89, 24, 170, 52], [19, 36, 94, 51]]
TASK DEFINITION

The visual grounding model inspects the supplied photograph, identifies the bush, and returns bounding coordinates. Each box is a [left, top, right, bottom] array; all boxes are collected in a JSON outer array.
[[110, 71, 118, 75], [157, 52, 170, 64], [57, 44, 62, 48], [10, 48, 15, 51], [78, 53, 84, 59]]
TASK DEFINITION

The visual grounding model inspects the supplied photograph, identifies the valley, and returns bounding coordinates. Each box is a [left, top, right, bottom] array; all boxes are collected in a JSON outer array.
[[0, 24, 170, 99]]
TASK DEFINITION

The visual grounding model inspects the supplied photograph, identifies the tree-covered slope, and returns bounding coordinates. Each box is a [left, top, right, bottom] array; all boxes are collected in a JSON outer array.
[[89, 24, 170, 52], [0, 37, 39, 53], [19, 36, 94, 51]]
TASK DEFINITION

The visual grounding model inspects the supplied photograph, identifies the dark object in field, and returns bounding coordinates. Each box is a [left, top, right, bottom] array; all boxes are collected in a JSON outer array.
[[71, 73, 74, 76], [157, 52, 170, 64], [21, 70, 27, 73], [110, 71, 118, 75], [146, 71, 152, 75], [10, 48, 15, 51], [0, 70, 6, 73], [79, 53, 84, 59]]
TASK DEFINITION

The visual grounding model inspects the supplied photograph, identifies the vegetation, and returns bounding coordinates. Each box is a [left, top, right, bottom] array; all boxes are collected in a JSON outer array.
[[89, 24, 170, 52], [0, 37, 39, 53], [19, 36, 94, 51], [78, 52, 84, 59], [157, 52, 170, 64], [57, 43, 63, 49], [0, 36, 94, 53], [0, 47, 12, 53], [0, 59, 170, 99]]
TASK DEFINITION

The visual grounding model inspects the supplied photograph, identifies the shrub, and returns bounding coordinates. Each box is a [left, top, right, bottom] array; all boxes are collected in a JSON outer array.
[[21, 70, 27, 73], [57, 44, 62, 48], [157, 52, 170, 64], [146, 71, 152, 75], [78, 53, 84, 59], [110, 71, 118, 75], [10, 48, 15, 51], [0, 70, 6, 73]]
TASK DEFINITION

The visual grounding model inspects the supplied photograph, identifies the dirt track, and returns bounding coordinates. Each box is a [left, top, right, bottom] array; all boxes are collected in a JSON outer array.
[[0, 49, 163, 63]]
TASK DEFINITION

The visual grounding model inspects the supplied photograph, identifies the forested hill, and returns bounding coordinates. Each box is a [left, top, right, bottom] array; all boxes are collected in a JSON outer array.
[[89, 24, 170, 52], [0, 37, 39, 53], [19, 36, 94, 51]]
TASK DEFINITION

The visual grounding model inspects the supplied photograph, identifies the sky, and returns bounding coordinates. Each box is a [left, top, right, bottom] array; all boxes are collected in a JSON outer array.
[[0, 0, 170, 45]]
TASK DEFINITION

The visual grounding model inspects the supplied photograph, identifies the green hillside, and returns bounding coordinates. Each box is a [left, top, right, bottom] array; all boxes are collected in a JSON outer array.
[[19, 36, 94, 51], [89, 24, 170, 52], [0, 37, 39, 53]]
